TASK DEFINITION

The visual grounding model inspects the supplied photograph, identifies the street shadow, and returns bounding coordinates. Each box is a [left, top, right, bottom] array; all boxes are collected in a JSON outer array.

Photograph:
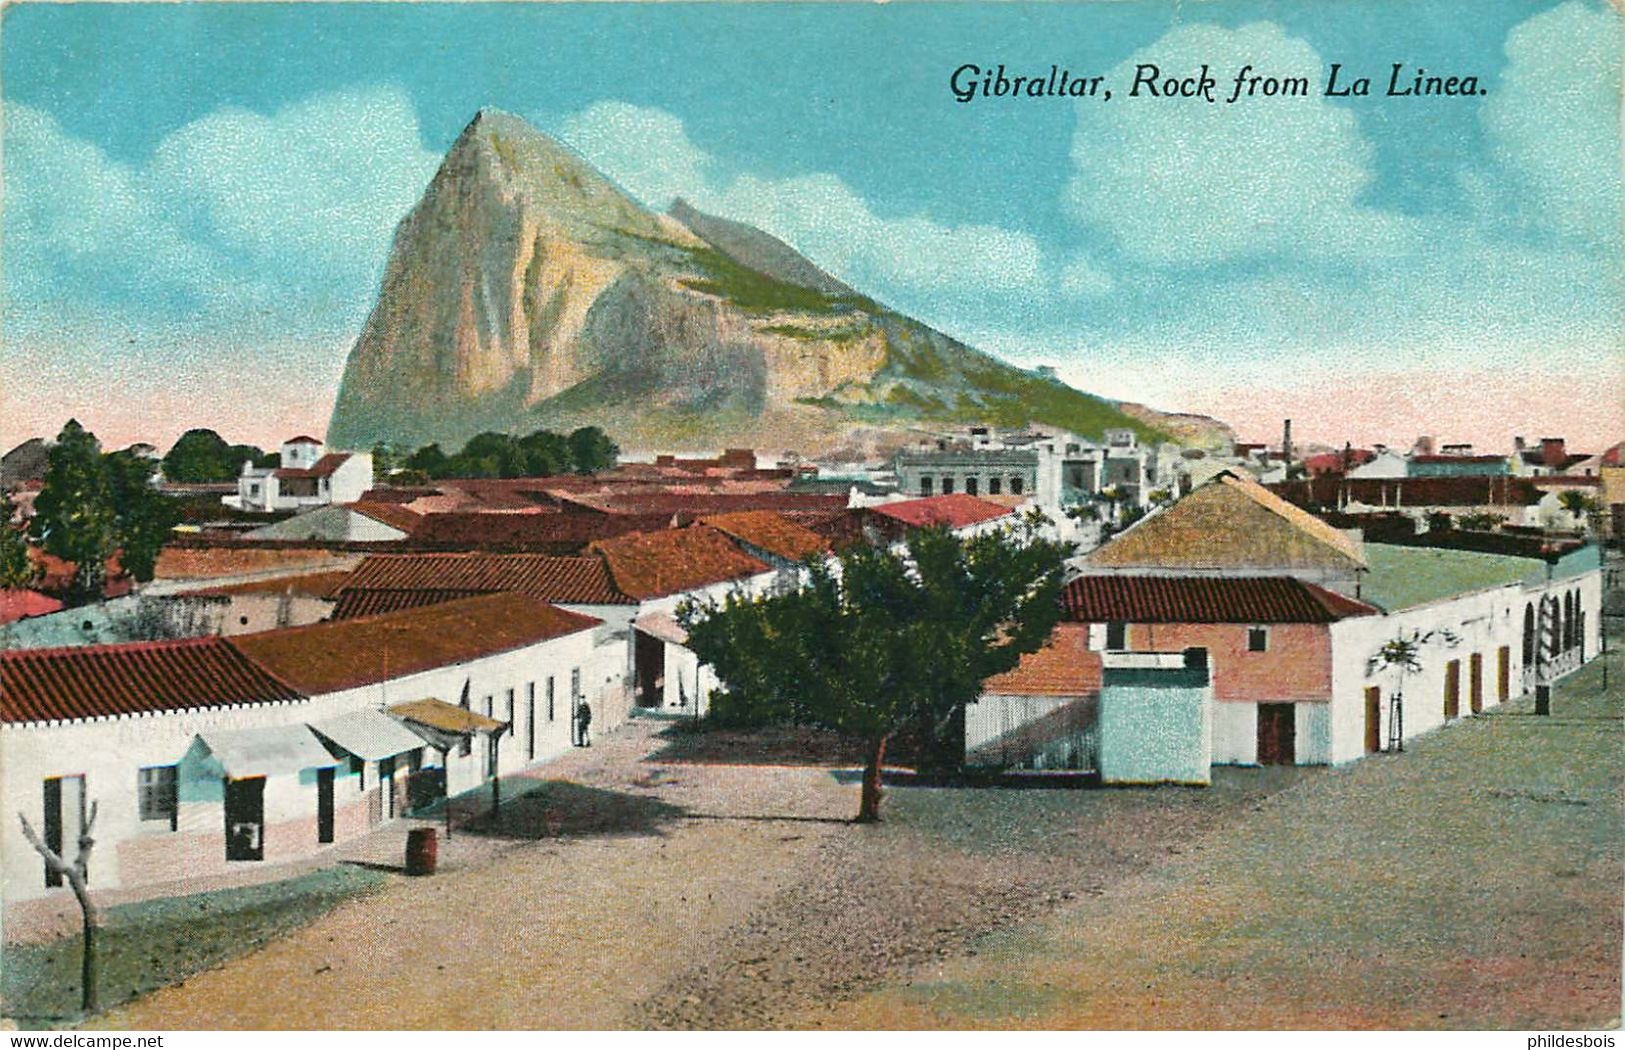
[[646, 722, 870, 767], [457, 779, 689, 840], [682, 812, 853, 825], [341, 859, 406, 874]]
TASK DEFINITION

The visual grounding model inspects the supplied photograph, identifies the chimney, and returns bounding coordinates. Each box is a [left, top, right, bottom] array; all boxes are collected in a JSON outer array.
[[1541, 437, 1566, 468], [1414, 435, 1435, 456], [1513, 435, 1526, 453], [1281, 419, 1293, 462]]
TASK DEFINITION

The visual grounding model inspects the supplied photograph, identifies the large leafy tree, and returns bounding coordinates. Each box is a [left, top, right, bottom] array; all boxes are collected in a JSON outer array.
[[104, 449, 177, 583], [161, 428, 266, 482], [566, 426, 619, 474], [31, 421, 118, 600], [31, 422, 177, 599], [680, 520, 1070, 822]]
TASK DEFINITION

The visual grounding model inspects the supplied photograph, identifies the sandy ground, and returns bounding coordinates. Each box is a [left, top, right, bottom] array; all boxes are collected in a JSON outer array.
[[806, 652, 1624, 1030], [96, 652, 1621, 1031]]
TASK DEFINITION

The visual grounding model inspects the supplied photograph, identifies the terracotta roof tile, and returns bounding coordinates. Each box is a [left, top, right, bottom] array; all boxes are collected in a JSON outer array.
[[0, 589, 65, 625], [338, 552, 635, 606], [982, 623, 1099, 696], [696, 511, 829, 562], [274, 453, 351, 480], [588, 526, 771, 599], [231, 592, 601, 695], [865, 493, 1014, 530], [1061, 575, 1377, 624], [1, 636, 305, 724], [330, 588, 491, 620], [1270, 474, 1544, 509], [406, 511, 675, 551]]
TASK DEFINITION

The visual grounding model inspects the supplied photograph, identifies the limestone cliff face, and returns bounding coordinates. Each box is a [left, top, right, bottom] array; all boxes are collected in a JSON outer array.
[[328, 109, 1195, 455]]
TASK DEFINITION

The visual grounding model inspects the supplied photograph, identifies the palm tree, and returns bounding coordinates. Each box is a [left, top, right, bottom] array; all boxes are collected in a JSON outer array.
[[1366, 627, 1459, 752]]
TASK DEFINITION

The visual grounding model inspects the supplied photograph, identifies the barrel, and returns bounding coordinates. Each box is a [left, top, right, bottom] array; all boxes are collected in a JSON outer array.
[[405, 827, 438, 876]]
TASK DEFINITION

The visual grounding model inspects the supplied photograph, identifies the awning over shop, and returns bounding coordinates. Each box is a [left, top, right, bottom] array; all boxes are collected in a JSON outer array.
[[198, 725, 335, 778], [388, 698, 507, 751], [633, 610, 688, 646], [309, 708, 427, 762]]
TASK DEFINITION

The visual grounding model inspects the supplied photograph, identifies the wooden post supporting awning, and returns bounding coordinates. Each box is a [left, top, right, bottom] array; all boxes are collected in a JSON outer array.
[[387, 698, 510, 825]]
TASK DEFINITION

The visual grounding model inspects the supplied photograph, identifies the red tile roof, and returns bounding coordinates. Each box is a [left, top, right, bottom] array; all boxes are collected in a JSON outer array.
[[231, 592, 601, 695], [1, 636, 304, 724], [0, 589, 65, 624], [1061, 575, 1377, 624], [406, 511, 676, 551], [329, 588, 490, 620], [348, 502, 424, 533], [981, 623, 1099, 696], [589, 526, 772, 599], [274, 452, 351, 480], [560, 491, 848, 517], [696, 511, 829, 562], [338, 552, 635, 606], [284, 435, 322, 445], [866, 493, 1014, 530]]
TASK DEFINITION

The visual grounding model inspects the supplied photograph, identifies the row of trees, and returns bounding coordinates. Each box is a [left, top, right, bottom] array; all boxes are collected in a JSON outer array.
[[160, 429, 279, 483], [383, 426, 619, 482], [14, 421, 177, 601], [679, 516, 1071, 822]]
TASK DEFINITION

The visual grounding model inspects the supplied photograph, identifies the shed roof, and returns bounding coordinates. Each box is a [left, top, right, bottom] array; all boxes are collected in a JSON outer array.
[[197, 725, 334, 777], [981, 623, 1099, 697], [274, 453, 351, 480], [231, 592, 600, 695], [1061, 575, 1377, 624], [388, 698, 506, 735], [1, 636, 304, 724], [0, 589, 64, 624], [309, 708, 428, 761], [1359, 543, 1546, 612]]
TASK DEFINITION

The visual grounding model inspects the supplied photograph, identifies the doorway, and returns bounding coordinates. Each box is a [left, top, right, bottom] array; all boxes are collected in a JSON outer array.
[[1364, 687, 1381, 754], [41, 775, 86, 887], [1497, 646, 1510, 703], [1444, 659, 1461, 719], [1257, 703, 1296, 765], [225, 776, 266, 861], [1469, 653, 1483, 714], [635, 629, 664, 708]]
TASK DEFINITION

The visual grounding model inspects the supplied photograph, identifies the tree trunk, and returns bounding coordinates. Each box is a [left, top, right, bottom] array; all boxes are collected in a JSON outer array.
[[855, 734, 889, 824], [75, 873, 99, 1014]]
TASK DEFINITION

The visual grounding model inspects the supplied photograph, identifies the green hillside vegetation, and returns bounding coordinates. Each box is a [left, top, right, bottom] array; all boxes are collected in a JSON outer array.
[[678, 245, 879, 316]]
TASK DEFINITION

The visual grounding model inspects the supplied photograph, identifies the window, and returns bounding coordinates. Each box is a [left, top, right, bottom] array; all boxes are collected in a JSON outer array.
[[547, 677, 556, 722], [137, 766, 178, 828], [1248, 627, 1269, 652], [1010, 476, 1024, 495], [1106, 622, 1127, 651], [942, 477, 955, 495], [483, 695, 493, 718], [988, 477, 1002, 495], [966, 477, 980, 497], [571, 668, 581, 700], [505, 688, 515, 726], [920, 476, 933, 496]]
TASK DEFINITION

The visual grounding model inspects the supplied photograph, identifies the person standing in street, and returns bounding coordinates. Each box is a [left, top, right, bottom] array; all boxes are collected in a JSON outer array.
[[575, 699, 592, 747]]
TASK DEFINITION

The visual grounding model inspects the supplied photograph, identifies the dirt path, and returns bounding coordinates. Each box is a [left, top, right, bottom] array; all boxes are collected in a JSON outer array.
[[803, 655, 1624, 1030], [103, 720, 856, 1030]]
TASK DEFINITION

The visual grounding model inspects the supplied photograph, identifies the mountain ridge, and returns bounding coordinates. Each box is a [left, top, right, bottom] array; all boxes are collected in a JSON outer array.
[[327, 109, 1230, 456]]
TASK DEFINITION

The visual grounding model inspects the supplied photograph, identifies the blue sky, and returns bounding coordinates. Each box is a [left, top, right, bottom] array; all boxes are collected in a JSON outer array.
[[3, 1, 1619, 450]]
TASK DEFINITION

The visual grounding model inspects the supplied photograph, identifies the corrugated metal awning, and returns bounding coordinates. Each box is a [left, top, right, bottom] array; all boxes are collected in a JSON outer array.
[[309, 708, 426, 762], [633, 610, 688, 646], [388, 698, 506, 736], [199, 725, 335, 777]]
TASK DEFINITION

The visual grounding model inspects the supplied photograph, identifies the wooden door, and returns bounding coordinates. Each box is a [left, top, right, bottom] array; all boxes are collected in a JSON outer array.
[[1497, 646, 1510, 703], [1469, 653, 1483, 714], [1444, 660, 1461, 719], [317, 767, 335, 844], [1257, 703, 1296, 765], [225, 777, 265, 861], [634, 630, 664, 707], [1364, 687, 1382, 754]]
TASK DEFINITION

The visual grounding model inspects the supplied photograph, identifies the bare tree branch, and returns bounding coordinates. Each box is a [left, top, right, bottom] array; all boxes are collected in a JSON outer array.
[[17, 812, 70, 877]]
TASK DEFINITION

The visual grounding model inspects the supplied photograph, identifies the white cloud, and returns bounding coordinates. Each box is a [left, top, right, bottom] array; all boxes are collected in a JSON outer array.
[[558, 101, 714, 211], [1058, 254, 1116, 297], [1480, 1, 1622, 246], [557, 101, 1047, 300], [5, 86, 438, 328], [1064, 22, 1386, 266]]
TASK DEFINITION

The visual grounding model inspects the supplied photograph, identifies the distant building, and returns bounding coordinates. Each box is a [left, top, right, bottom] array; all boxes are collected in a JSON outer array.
[[226, 436, 372, 513]]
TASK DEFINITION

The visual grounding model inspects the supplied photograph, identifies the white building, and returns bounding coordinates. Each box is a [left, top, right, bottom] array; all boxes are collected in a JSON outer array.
[[1, 591, 613, 924], [226, 436, 373, 513]]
